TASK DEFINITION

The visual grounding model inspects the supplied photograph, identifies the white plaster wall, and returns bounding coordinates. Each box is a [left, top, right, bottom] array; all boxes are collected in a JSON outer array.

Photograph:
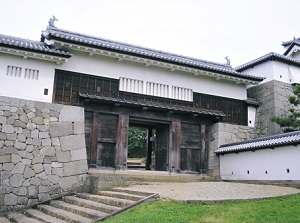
[[59, 51, 248, 100], [247, 106, 256, 127], [0, 53, 57, 102], [219, 145, 300, 180], [244, 60, 300, 85]]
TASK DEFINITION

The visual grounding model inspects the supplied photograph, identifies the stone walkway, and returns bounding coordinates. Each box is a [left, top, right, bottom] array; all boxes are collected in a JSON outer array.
[[126, 182, 300, 202]]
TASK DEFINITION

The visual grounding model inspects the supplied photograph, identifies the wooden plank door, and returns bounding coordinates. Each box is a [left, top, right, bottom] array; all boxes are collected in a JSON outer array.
[[155, 125, 169, 171]]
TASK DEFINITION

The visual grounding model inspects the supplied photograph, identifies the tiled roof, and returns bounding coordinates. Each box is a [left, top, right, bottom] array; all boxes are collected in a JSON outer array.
[[235, 52, 300, 71], [0, 34, 71, 58], [244, 98, 260, 107], [215, 130, 300, 154], [43, 26, 264, 82], [79, 92, 226, 117]]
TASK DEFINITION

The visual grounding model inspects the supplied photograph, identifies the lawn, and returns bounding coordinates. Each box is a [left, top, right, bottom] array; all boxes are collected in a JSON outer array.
[[101, 193, 300, 223]]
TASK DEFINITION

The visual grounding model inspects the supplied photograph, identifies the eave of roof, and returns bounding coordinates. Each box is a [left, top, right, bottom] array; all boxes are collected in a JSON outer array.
[[42, 26, 264, 82], [215, 130, 300, 155], [235, 52, 300, 71], [79, 92, 226, 118], [0, 34, 71, 58]]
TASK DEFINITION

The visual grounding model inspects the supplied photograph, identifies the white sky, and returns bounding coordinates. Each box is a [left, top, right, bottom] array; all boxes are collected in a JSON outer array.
[[0, 0, 299, 67]]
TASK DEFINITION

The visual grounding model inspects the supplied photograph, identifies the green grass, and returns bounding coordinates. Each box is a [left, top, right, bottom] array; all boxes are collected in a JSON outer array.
[[101, 194, 300, 223]]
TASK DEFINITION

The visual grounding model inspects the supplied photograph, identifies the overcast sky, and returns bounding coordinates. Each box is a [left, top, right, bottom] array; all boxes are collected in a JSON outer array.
[[1, 0, 299, 67]]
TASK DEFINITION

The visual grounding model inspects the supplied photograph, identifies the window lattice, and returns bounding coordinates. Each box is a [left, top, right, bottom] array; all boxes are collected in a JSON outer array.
[[172, 86, 193, 101], [146, 82, 169, 98], [24, 68, 39, 80], [119, 77, 143, 94], [6, 65, 22, 77]]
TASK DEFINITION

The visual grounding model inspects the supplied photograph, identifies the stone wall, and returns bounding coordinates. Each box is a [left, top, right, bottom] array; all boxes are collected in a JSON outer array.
[[0, 96, 88, 213], [248, 80, 293, 137], [208, 122, 257, 177]]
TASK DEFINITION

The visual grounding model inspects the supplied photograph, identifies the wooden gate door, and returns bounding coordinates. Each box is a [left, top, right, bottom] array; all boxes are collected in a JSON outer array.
[[85, 111, 118, 169], [180, 123, 209, 173], [155, 125, 169, 171]]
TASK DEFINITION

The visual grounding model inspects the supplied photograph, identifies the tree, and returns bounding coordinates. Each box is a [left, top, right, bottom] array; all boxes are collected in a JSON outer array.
[[271, 84, 300, 132], [127, 127, 147, 158]]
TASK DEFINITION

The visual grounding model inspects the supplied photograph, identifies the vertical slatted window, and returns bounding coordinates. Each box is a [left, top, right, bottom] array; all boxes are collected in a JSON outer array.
[[6, 65, 22, 77], [146, 82, 169, 98], [24, 68, 39, 80], [172, 86, 193, 101], [119, 77, 143, 94]]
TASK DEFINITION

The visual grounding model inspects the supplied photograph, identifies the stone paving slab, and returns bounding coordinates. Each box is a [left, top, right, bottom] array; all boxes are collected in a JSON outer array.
[[126, 182, 300, 201]]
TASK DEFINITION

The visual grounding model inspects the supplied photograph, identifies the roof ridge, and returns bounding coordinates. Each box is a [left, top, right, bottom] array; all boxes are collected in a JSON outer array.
[[0, 33, 43, 44], [46, 26, 233, 69]]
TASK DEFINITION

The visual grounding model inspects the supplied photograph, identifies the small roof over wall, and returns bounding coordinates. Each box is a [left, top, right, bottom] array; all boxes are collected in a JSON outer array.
[[235, 52, 300, 72], [215, 131, 300, 155]]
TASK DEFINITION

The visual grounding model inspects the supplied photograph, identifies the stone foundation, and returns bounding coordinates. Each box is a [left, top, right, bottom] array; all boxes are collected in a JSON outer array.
[[0, 96, 87, 213], [209, 122, 257, 177]]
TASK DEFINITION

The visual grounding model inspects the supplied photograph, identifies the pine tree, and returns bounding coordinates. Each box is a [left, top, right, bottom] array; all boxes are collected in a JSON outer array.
[[271, 84, 300, 132]]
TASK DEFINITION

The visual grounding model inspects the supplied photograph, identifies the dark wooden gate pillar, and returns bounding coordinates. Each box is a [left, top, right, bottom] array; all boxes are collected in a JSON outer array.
[[171, 120, 181, 172], [115, 115, 129, 170]]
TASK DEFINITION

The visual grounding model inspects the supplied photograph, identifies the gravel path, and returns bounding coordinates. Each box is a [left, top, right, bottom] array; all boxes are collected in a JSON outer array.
[[126, 182, 300, 201]]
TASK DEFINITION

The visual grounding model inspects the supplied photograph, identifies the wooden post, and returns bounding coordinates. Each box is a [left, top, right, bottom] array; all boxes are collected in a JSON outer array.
[[171, 121, 181, 171], [90, 112, 99, 168], [146, 128, 153, 170], [115, 115, 129, 170]]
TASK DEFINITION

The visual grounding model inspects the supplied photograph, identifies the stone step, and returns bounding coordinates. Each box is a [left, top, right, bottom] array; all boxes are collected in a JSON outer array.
[[77, 193, 135, 207], [0, 216, 13, 223], [63, 195, 121, 213], [98, 191, 145, 201], [25, 209, 68, 223], [112, 188, 156, 197], [50, 200, 106, 220], [6, 212, 44, 223], [37, 204, 93, 223]]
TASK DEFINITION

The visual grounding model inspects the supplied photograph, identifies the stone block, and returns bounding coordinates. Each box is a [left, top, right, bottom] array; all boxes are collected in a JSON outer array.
[[0, 140, 4, 148], [15, 142, 27, 150], [6, 116, 14, 125], [37, 125, 48, 132], [0, 116, 6, 124], [32, 164, 44, 173], [0, 132, 7, 140], [4, 193, 18, 206], [48, 175, 60, 184], [13, 120, 26, 128], [41, 139, 51, 146], [63, 160, 88, 177], [38, 193, 51, 202], [27, 112, 36, 119], [13, 187, 27, 196], [19, 113, 29, 123], [52, 167, 63, 177], [28, 186, 38, 198], [0, 105, 10, 111], [17, 134, 26, 142], [11, 154, 22, 164], [56, 150, 71, 163], [48, 122, 73, 137], [21, 159, 31, 165], [32, 138, 41, 146], [5, 140, 14, 146], [59, 176, 79, 191], [24, 166, 35, 179], [73, 122, 85, 134], [31, 129, 39, 139], [26, 123, 37, 130], [9, 174, 24, 187], [3, 163, 14, 171], [70, 149, 87, 161], [22, 179, 30, 186], [30, 177, 41, 186], [15, 127, 23, 134], [40, 146, 55, 156], [59, 105, 84, 122], [2, 124, 14, 133], [7, 134, 17, 141], [39, 132, 50, 139], [26, 138, 33, 144], [23, 129, 31, 138], [32, 116, 44, 125], [18, 150, 26, 158], [52, 162, 63, 168], [52, 137, 60, 146], [60, 134, 85, 151], [25, 100, 35, 108], [11, 163, 25, 174], [0, 155, 11, 163]]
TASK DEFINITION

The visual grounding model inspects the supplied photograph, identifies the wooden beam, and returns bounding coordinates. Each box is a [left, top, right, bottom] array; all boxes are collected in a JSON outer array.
[[90, 112, 99, 166]]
